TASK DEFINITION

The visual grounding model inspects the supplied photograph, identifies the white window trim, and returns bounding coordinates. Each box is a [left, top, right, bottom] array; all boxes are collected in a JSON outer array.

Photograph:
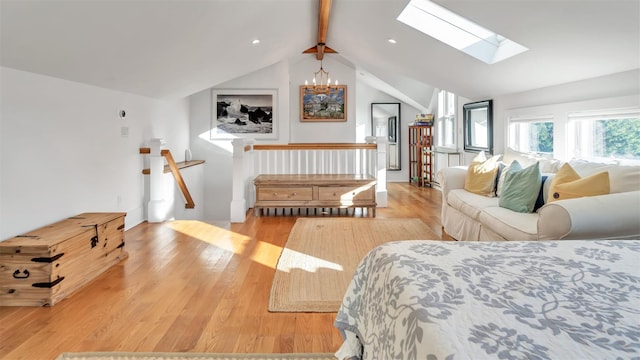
[[567, 106, 640, 164], [504, 95, 639, 162], [507, 114, 555, 155], [568, 107, 640, 121], [436, 90, 457, 152]]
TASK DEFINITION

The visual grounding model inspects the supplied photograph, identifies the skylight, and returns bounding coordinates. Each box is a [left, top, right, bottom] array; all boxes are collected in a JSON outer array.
[[397, 0, 528, 64]]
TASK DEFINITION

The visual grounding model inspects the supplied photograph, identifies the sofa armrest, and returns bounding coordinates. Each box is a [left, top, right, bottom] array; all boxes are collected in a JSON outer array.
[[537, 190, 640, 240], [437, 166, 468, 201]]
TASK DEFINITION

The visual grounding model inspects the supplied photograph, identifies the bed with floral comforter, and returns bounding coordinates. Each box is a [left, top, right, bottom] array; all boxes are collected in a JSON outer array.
[[334, 240, 640, 360]]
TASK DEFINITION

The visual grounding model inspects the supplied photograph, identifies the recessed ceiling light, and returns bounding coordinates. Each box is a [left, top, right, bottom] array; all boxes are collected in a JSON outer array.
[[388, 38, 397, 44], [252, 39, 260, 45]]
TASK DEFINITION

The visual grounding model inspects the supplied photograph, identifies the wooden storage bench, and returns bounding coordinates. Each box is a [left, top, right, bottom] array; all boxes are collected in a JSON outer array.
[[0, 212, 127, 306], [253, 174, 377, 217]]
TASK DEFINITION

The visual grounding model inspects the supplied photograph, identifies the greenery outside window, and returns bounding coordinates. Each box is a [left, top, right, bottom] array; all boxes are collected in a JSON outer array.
[[508, 115, 554, 154], [568, 108, 640, 165]]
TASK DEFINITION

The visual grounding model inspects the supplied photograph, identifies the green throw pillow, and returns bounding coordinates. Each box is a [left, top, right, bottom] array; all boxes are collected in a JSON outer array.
[[498, 161, 542, 213]]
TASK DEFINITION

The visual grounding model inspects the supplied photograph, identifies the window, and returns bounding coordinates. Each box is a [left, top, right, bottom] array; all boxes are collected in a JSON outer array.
[[508, 115, 554, 154], [436, 90, 456, 149], [397, 0, 528, 64], [463, 100, 493, 153], [568, 108, 640, 165]]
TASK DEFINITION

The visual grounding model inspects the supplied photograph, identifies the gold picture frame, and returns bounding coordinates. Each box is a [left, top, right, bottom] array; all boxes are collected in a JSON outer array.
[[300, 85, 347, 122]]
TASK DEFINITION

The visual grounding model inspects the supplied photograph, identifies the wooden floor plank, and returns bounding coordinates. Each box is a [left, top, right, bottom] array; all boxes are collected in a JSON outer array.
[[0, 183, 445, 360]]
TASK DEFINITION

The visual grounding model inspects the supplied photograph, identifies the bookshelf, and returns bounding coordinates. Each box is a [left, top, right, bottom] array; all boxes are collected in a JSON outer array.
[[408, 125, 433, 187]]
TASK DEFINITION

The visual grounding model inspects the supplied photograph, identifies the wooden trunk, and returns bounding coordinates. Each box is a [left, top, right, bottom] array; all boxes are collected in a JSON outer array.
[[0, 212, 127, 306]]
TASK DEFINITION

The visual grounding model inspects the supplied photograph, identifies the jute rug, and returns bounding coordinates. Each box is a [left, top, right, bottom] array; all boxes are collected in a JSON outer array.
[[56, 353, 336, 360], [269, 218, 436, 312]]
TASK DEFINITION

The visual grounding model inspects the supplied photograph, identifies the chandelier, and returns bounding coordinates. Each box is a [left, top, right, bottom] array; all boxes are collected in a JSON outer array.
[[304, 60, 340, 95]]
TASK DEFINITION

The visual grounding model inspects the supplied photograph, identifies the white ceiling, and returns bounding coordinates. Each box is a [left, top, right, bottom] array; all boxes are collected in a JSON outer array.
[[2, 0, 638, 106]]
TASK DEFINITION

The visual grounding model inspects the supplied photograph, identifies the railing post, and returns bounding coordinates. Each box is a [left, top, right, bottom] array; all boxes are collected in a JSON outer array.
[[245, 139, 256, 208], [231, 138, 247, 223], [367, 136, 388, 207], [148, 138, 167, 223]]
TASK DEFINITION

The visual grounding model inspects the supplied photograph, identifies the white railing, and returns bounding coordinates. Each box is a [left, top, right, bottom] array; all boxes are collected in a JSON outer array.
[[230, 137, 388, 222]]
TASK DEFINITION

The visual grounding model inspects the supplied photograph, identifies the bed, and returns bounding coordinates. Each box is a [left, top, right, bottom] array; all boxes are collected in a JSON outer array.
[[334, 240, 640, 360]]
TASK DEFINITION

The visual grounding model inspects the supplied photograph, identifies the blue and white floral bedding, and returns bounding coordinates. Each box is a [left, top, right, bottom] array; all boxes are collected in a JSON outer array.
[[334, 240, 640, 360]]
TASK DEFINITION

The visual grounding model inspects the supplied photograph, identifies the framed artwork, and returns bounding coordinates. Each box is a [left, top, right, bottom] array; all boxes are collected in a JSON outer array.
[[300, 85, 347, 122], [210, 89, 277, 139]]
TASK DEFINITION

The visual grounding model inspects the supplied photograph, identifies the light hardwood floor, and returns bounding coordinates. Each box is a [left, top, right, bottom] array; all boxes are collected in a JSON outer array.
[[0, 183, 448, 360]]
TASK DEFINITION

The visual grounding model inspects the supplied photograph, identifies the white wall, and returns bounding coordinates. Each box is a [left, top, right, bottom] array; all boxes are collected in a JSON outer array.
[[0, 67, 191, 240], [142, 164, 205, 222]]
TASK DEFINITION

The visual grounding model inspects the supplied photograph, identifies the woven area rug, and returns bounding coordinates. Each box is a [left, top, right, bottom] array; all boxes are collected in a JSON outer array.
[[56, 353, 336, 360], [269, 218, 437, 312]]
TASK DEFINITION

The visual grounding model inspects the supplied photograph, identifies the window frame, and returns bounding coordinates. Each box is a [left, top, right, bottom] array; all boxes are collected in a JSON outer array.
[[507, 114, 555, 155], [463, 99, 493, 153], [436, 90, 457, 151], [568, 107, 640, 164]]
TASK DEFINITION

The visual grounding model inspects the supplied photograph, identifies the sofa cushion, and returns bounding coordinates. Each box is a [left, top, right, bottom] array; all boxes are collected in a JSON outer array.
[[548, 163, 609, 202], [495, 162, 511, 197], [503, 147, 562, 173], [533, 175, 549, 212], [478, 206, 539, 240], [569, 159, 640, 194], [448, 189, 499, 220], [464, 151, 501, 196], [542, 173, 555, 203], [499, 161, 542, 213]]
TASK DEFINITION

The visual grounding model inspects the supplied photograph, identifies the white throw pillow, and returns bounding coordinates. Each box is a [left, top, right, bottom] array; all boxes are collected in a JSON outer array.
[[503, 147, 562, 173], [569, 159, 640, 193]]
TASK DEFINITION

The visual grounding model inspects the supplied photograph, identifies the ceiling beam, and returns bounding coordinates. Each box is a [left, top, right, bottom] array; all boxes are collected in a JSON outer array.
[[302, 0, 337, 60]]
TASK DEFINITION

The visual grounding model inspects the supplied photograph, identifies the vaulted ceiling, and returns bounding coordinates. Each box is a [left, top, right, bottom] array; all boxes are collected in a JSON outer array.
[[2, 0, 638, 106]]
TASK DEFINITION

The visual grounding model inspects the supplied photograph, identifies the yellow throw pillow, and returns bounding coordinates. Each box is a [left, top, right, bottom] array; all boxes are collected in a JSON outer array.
[[464, 151, 501, 196], [548, 163, 610, 202]]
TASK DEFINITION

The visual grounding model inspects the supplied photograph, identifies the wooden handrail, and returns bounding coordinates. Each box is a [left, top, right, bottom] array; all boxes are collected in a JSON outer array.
[[139, 148, 169, 155], [253, 143, 376, 151], [163, 150, 195, 209], [140, 147, 197, 209]]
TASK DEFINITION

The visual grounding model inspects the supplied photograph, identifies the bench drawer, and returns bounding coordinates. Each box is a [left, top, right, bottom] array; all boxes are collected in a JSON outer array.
[[257, 187, 313, 201], [318, 186, 374, 202]]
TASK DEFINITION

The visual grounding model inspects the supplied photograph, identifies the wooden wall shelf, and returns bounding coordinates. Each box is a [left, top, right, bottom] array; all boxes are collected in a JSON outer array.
[[139, 147, 204, 209], [142, 160, 204, 175]]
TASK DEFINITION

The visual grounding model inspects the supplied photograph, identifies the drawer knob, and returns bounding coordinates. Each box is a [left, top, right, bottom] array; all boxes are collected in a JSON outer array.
[[292, 192, 297, 196]]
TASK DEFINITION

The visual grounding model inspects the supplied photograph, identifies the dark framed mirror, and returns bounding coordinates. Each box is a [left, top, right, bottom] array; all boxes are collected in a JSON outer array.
[[371, 103, 401, 170], [463, 99, 493, 153]]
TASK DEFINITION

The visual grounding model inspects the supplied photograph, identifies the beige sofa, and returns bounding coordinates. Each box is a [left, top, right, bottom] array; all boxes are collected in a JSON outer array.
[[437, 156, 640, 241]]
